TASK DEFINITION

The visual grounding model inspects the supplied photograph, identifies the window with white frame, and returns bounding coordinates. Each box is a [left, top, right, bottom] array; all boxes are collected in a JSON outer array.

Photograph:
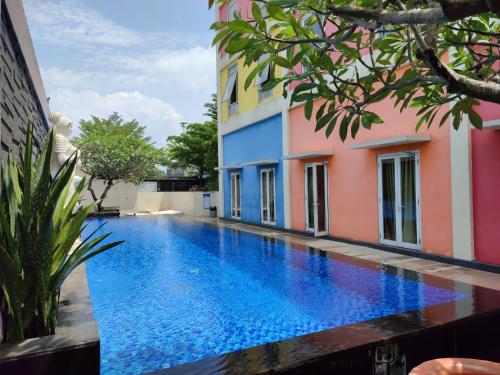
[[261, 168, 276, 225], [258, 1, 268, 17], [227, 0, 238, 21], [303, 13, 324, 37], [257, 54, 272, 101], [231, 172, 241, 219], [223, 64, 238, 116]]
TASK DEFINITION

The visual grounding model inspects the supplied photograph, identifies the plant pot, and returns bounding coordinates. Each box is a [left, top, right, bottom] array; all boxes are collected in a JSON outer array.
[[409, 358, 500, 375]]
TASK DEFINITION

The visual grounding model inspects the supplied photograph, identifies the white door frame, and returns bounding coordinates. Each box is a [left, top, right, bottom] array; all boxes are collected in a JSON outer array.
[[260, 168, 276, 225], [377, 151, 422, 250], [305, 163, 329, 237], [230, 172, 241, 220]]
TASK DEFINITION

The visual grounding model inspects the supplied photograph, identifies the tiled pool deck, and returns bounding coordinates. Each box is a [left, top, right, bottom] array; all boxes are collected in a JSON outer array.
[[194, 217, 500, 292]]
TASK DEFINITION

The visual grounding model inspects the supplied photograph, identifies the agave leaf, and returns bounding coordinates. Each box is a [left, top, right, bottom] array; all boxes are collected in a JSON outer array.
[[52, 241, 124, 291], [0, 125, 122, 342]]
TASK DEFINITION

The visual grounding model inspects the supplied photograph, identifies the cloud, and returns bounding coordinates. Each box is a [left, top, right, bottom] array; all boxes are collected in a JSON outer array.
[[41, 46, 216, 94], [25, 0, 216, 141], [24, 0, 144, 47], [96, 46, 217, 91], [25, 0, 203, 49], [51, 89, 183, 146]]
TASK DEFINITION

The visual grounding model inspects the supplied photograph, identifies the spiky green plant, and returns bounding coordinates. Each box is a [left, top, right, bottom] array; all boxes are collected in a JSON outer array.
[[0, 127, 123, 343]]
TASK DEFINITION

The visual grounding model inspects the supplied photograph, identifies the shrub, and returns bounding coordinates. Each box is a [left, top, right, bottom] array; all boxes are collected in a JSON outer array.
[[0, 127, 123, 343]]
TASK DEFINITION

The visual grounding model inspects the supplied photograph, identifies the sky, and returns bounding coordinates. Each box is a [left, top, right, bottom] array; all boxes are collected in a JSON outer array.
[[24, 0, 216, 147]]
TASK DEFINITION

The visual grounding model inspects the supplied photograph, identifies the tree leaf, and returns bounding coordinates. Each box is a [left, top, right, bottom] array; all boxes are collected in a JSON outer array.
[[339, 114, 352, 142], [304, 99, 313, 120], [467, 108, 483, 129], [315, 110, 336, 132], [351, 116, 360, 139]]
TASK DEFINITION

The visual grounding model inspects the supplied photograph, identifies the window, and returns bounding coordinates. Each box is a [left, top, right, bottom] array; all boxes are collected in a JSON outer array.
[[227, 0, 238, 21], [261, 169, 276, 225], [375, 26, 390, 41], [377, 152, 421, 250], [305, 163, 328, 236], [258, 2, 268, 17], [231, 172, 241, 219], [303, 13, 324, 37], [256, 54, 272, 101], [223, 64, 238, 116]]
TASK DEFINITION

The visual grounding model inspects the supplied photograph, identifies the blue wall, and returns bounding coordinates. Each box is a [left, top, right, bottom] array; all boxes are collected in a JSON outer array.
[[223, 114, 284, 227]]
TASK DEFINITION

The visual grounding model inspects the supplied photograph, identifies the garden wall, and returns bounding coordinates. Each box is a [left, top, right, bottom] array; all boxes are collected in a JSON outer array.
[[80, 180, 219, 217], [0, 0, 50, 166]]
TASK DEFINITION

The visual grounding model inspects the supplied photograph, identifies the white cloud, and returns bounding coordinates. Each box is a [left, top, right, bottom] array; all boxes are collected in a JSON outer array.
[[25, 0, 202, 49], [41, 67, 92, 88], [25, 0, 216, 138], [95, 46, 217, 91], [24, 0, 144, 47], [41, 46, 216, 94], [51, 89, 183, 146]]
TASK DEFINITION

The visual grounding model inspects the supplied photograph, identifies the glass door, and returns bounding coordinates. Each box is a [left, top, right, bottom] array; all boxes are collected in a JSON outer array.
[[261, 169, 276, 225], [305, 163, 329, 236], [378, 153, 421, 249], [230, 172, 241, 219]]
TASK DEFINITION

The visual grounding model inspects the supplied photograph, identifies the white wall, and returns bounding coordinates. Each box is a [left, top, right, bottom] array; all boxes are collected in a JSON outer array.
[[80, 181, 139, 211], [162, 192, 218, 217], [80, 181, 219, 217]]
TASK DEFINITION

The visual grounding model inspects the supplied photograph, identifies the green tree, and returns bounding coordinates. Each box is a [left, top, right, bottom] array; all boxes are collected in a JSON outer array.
[[75, 113, 162, 211], [164, 95, 219, 190], [210, 0, 499, 140]]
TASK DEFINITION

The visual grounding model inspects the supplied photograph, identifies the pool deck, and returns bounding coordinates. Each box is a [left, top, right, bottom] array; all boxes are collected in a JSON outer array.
[[193, 217, 500, 292]]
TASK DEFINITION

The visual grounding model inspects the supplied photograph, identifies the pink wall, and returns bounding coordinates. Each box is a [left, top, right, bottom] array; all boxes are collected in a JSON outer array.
[[472, 103, 500, 264], [476, 101, 500, 122], [289, 101, 453, 256]]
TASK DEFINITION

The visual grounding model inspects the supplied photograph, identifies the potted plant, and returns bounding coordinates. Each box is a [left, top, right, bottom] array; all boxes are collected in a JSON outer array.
[[0, 127, 122, 343]]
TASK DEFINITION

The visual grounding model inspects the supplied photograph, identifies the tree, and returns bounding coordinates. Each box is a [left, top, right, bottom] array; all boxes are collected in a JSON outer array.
[[164, 95, 219, 190], [210, 0, 499, 140], [75, 113, 162, 211]]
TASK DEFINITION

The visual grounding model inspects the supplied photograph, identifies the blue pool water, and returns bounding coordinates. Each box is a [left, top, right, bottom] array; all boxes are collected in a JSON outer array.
[[86, 216, 465, 375]]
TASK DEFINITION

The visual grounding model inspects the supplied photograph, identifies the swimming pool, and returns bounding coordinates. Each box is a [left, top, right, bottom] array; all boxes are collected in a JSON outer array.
[[85, 216, 465, 375]]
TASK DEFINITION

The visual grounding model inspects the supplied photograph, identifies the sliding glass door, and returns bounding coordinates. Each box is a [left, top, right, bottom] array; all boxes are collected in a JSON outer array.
[[305, 163, 329, 237], [261, 169, 276, 225], [378, 153, 421, 249], [230, 172, 241, 219]]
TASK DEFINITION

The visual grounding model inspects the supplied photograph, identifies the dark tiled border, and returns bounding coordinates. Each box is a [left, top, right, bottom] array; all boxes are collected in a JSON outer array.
[[219, 218, 500, 274], [0, 265, 100, 375], [150, 219, 500, 374]]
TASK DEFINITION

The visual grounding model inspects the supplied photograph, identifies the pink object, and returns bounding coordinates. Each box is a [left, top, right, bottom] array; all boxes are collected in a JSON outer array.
[[472, 127, 500, 264], [409, 358, 500, 375]]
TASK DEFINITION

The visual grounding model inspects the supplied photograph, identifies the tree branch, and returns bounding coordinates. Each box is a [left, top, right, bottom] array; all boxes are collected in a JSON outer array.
[[420, 48, 500, 103], [326, 0, 494, 26]]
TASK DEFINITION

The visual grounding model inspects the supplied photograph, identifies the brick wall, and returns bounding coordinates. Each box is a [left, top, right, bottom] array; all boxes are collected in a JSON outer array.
[[0, 1, 49, 165]]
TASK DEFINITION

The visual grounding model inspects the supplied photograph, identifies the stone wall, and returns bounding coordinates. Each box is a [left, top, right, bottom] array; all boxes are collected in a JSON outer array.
[[0, 0, 49, 165]]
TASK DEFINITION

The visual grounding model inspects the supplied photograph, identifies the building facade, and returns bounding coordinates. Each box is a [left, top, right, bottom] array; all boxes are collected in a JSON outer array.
[[216, 1, 500, 265], [217, 0, 290, 229], [0, 0, 50, 166]]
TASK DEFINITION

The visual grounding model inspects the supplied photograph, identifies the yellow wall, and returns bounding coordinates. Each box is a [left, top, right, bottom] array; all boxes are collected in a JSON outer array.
[[220, 57, 282, 123]]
